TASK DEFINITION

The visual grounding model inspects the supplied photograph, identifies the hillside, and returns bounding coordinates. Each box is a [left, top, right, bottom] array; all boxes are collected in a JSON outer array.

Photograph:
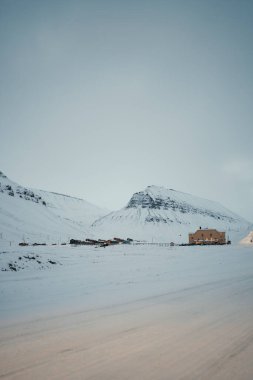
[[240, 231, 253, 245], [0, 171, 108, 243], [91, 185, 251, 243]]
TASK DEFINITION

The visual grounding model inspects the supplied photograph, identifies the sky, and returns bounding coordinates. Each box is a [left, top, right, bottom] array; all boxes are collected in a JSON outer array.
[[0, 0, 253, 221]]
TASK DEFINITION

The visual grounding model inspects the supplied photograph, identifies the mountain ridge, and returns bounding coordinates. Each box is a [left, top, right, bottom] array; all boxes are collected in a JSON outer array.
[[0, 171, 108, 243], [91, 185, 251, 243], [1, 172, 251, 244]]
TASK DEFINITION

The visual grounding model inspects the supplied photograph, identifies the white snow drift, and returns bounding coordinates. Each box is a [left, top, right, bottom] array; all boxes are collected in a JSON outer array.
[[240, 230, 253, 245]]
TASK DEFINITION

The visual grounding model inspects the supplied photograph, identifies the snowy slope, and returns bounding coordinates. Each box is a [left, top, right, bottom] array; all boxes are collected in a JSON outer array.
[[0, 171, 108, 243], [240, 231, 253, 245], [91, 185, 252, 243]]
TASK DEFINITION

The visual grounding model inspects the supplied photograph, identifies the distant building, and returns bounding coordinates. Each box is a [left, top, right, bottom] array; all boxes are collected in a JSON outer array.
[[189, 228, 226, 245]]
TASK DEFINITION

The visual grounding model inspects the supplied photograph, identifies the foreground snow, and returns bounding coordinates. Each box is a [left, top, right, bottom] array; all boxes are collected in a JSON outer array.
[[0, 244, 253, 379]]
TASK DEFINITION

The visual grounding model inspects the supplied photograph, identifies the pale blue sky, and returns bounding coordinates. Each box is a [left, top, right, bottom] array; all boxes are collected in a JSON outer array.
[[1, 0, 253, 220]]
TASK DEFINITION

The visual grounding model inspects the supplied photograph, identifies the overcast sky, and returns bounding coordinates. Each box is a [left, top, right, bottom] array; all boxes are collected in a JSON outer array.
[[0, 0, 253, 221]]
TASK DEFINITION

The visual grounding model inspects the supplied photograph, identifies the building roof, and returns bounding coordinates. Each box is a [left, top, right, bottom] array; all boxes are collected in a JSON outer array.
[[189, 228, 225, 234]]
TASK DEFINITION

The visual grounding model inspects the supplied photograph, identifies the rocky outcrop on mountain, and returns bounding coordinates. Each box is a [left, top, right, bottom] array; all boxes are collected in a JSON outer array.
[[126, 186, 236, 223]]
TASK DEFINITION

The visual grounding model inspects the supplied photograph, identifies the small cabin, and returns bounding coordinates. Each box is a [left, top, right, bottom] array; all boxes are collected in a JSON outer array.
[[189, 228, 226, 245]]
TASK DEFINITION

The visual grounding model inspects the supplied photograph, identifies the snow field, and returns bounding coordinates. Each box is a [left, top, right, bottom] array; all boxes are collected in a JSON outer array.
[[1, 243, 253, 379]]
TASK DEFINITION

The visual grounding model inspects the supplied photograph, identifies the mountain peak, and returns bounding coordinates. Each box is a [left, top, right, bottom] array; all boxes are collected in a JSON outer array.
[[145, 185, 168, 191], [0, 172, 109, 243], [92, 185, 251, 243], [127, 185, 183, 209]]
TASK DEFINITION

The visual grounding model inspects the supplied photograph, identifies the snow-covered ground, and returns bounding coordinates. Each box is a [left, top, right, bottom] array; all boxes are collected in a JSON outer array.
[[1, 243, 253, 379], [241, 230, 253, 245]]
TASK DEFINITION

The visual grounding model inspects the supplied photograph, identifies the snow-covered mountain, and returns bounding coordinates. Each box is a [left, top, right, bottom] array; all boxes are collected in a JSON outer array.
[[0, 171, 108, 243], [91, 185, 252, 243], [1, 173, 251, 245]]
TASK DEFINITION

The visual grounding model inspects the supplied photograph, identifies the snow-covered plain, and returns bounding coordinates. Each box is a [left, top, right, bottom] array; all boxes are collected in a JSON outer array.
[[1, 243, 253, 379]]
